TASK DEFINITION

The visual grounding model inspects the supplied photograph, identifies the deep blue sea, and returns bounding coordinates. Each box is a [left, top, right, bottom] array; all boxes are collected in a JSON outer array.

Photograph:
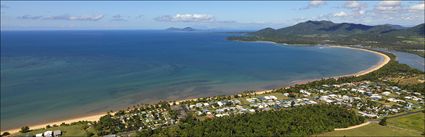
[[0, 30, 382, 130]]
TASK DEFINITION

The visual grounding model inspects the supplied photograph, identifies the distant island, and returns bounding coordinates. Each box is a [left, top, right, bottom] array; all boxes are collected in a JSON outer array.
[[228, 20, 425, 57], [166, 27, 196, 31]]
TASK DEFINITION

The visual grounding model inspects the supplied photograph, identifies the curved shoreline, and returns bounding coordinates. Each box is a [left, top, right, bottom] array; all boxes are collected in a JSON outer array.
[[1, 46, 391, 134]]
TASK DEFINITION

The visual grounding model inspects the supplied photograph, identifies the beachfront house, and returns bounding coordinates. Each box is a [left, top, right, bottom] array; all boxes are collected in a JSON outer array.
[[216, 101, 224, 107], [36, 133, 43, 137], [53, 130, 62, 137], [382, 91, 391, 96], [371, 94, 382, 100], [44, 131, 53, 137]]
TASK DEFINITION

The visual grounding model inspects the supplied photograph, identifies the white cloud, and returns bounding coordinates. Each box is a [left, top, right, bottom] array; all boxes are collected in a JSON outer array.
[[300, 0, 326, 10], [155, 14, 215, 22], [379, 0, 401, 6], [375, 0, 401, 13], [344, 1, 368, 16], [310, 0, 326, 7], [345, 1, 361, 9], [17, 14, 104, 21], [333, 11, 348, 17], [44, 14, 104, 21], [358, 10, 366, 15], [409, 2, 424, 12], [111, 14, 127, 21], [17, 15, 43, 20]]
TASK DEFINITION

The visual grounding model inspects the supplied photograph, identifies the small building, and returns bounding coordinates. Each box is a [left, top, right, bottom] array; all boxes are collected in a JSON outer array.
[[371, 94, 382, 100], [195, 103, 203, 108], [53, 130, 62, 137], [382, 91, 391, 96], [44, 131, 53, 137], [216, 101, 224, 107], [36, 133, 43, 137]]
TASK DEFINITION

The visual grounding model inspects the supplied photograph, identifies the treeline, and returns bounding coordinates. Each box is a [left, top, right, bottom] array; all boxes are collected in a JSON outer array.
[[137, 105, 365, 137]]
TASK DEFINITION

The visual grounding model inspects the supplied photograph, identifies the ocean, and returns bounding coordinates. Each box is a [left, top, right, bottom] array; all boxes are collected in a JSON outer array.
[[0, 30, 381, 130]]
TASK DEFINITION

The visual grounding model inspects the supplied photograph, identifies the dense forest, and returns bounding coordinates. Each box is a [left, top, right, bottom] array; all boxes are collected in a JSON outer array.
[[136, 105, 365, 137]]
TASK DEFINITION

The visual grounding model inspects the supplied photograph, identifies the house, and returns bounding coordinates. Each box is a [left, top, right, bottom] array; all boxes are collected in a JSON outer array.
[[387, 98, 396, 102], [358, 111, 378, 118], [215, 109, 224, 114], [391, 86, 401, 91], [44, 131, 53, 137], [357, 89, 366, 94], [246, 98, 256, 103], [216, 101, 224, 107], [320, 96, 333, 103], [328, 94, 337, 98], [53, 130, 62, 137], [371, 94, 382, 100], [36, 133, 43, 137], [300, 90, 311, 96], [215, 114, 223, 117], [365, 92, 373, 96], [233, 100, 241, 104], [195, 103, 203, 108], [382, 92, 391, 96]]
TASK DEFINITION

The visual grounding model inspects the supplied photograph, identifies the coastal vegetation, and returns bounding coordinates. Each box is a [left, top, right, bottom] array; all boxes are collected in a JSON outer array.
[[228, 20, 425, 57], [137, 105, 364, 136]]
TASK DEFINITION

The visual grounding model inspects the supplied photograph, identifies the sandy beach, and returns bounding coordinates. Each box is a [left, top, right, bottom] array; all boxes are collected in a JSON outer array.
[[2, 46, 391, 134], [2, 112, 108, 134]]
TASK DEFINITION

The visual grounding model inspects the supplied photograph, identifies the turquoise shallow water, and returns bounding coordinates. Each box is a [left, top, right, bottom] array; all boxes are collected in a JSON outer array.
[[0, 30, 381, 130]]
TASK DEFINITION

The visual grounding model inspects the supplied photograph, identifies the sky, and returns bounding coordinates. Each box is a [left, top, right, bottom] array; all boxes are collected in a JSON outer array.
[[1, 0, 424, 30]]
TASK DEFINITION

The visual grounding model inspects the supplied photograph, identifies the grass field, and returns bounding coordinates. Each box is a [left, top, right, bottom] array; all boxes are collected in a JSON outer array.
[[12, 123, 96, 136], [387, 112, 424, 133], [317, 112, 424, 136]]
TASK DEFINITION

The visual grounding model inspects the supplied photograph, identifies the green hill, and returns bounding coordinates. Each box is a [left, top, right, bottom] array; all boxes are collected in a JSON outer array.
[[229, 21, 425, 57]]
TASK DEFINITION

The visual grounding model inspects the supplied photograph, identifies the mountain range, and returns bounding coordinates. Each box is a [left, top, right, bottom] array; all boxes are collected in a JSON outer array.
[[229, 20, 424, 57], [253, 20, 424, 37]]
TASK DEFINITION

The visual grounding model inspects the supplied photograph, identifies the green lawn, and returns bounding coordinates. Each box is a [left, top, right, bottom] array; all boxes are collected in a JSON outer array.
[[317, 112, 424, 136], [387, 112, 424, 133], [12, 123, 97, 137], [317, 123, 421, 136]]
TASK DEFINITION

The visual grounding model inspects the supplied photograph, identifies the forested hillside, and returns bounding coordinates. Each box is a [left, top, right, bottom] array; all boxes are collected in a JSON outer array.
[[228, 21, 425, 57]]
